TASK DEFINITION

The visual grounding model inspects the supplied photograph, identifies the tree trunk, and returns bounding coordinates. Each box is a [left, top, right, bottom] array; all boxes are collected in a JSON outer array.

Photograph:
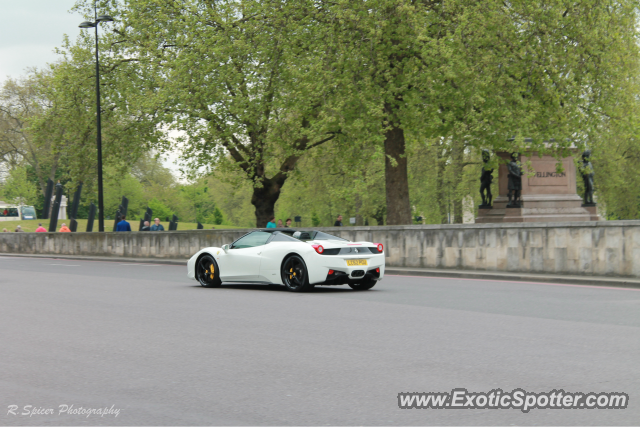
[[450, 138, 464, 224], [250, 175, 286, 228], [435, 142, 448, 224], [354, 193, 363, 226], [383, 118, 412, 225]]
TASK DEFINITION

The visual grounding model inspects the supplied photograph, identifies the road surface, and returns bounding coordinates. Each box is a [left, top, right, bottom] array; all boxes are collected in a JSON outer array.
[[0, 256, 638, 425]]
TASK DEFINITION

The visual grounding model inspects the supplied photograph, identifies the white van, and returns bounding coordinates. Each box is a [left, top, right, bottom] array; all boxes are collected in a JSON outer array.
[[0, 202, 37, 221]]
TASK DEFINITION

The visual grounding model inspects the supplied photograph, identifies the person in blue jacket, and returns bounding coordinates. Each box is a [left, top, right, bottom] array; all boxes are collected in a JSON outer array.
[[150, 218, 165, 231], [116, 215, 132, 232], [266, 217, 276, 228]]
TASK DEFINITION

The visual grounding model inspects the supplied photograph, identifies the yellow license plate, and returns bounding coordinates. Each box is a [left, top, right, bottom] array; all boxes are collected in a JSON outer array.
[[346, 259, 368, 266]]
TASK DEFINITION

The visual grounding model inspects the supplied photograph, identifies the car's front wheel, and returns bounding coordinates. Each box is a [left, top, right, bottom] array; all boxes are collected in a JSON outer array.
[[348, 277, 377, 290], [196, 254, 222, 288], [282, 255, 314, 292]]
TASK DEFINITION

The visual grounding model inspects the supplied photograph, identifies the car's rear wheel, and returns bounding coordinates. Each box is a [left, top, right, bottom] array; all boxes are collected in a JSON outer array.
[[348, 277, 377, 290], [282, 255, 314, 292], [196, 254, 222, 288]]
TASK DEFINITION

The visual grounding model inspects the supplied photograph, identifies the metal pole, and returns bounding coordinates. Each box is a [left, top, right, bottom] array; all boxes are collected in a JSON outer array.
[[95, 4, 105, 232]]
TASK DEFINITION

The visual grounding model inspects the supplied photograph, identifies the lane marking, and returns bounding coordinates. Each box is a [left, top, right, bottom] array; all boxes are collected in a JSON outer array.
[[385, 274, 640, 292], [47, 264, 80, 267]]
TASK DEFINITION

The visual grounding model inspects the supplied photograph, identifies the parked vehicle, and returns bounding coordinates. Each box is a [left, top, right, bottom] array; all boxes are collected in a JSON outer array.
[[0, 202, 37, 221]]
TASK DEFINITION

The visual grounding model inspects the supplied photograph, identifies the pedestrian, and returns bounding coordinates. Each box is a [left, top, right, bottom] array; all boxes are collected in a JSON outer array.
[[35, 223, 47, 232], [115, 215, 132, 232], [141, 220, 150, 231], [2, 228, 7, 232], [334, 214, 343, 226], [59, 223, 71, 232], [150, 218, 165, 231], [277, 219, 284, 228], [285, 218, 292, 228], [15, 225, 24, 232], [266, 216, 276, 228], [2, 209, 7, 216], [211, 227, 216, 230]]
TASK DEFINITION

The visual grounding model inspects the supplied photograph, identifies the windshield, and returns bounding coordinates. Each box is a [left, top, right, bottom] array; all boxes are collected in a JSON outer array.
[[20, 206, 36, 219], [231, 231, 272, 249]]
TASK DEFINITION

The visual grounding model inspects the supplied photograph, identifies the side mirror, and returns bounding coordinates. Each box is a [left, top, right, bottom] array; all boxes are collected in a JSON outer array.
[[222, 244, 229, 253]]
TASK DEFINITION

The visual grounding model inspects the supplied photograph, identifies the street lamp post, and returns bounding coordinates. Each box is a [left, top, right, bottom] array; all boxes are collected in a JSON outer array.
[[79, 6, 113, 232]]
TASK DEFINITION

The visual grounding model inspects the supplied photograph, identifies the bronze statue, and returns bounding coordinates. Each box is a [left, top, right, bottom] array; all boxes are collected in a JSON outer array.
[[581, 149, 595, 205], [507, 152, 522, 208], [479, 150, 493, 207]]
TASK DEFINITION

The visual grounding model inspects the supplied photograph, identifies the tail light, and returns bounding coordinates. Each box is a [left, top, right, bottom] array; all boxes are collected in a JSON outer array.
[[328, 269, 334, 275], [375, 243, 384, 252], [376, 268, 380, 273], [312, 244, 324, 254]]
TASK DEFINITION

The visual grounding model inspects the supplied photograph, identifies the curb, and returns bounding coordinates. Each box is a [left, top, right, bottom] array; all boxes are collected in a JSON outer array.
[[0, 253, 187, 266], [384, 268, 640, 289]]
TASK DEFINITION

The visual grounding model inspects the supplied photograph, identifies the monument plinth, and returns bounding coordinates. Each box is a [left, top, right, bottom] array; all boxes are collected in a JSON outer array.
[[477, 151, 600, 223]]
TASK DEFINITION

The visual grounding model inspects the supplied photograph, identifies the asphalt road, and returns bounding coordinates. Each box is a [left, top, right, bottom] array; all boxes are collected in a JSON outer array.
[[0, 256, 638, 426]]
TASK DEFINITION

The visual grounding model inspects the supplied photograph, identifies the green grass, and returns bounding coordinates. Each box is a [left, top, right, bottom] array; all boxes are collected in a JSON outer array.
[[0, 219, 247, 233]]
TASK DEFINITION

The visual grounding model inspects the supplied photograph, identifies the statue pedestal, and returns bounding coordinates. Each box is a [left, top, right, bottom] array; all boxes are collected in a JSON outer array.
[[476, 151, 596, 223], [582, 204, 601, 221]]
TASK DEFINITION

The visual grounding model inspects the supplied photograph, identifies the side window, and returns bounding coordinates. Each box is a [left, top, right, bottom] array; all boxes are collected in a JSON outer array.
[[269, 232, 299, 243], [231, 232, 272, 249]]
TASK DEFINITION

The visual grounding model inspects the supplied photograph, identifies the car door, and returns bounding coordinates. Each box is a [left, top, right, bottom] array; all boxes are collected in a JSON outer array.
[[220, 231, 271, 282]]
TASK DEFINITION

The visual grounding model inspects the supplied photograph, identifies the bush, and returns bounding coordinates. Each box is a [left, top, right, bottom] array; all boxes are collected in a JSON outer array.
[[311, 212, 320, 227], [213, 207, 224, 225], [147, 198, 173, 221]]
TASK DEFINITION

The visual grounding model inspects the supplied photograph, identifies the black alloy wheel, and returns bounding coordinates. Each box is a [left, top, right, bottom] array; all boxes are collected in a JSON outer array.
[[348, 277, 377, 290], [281, 255, 314, 292], [196, 254, 222, 288]]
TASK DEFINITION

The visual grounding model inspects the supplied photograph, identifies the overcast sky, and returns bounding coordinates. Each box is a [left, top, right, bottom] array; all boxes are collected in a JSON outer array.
[[1, 1, 186, 178], [0, 0, 83, 81]]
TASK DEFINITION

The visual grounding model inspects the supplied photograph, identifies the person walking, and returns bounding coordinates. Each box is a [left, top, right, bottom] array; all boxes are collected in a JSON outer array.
[[35, 223, 47, 232], [150, 218, 165, 231], [334, 215, 343, 226], [141, 220, 151, 231], [15, 225, 24, 232], [266, 217, 276, 228], [285, 218, 292, 228], [59, 223, 71, 232], [115, 215, 132, 232]]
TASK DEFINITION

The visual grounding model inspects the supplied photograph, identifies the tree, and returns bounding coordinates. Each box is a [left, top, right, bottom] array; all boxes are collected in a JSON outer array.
[[1, 166, 39, 206], [0, 75, 61, 196], [320, 0, 640, 224], [96, 0, 345, 227], [0, 29, 165, 205]]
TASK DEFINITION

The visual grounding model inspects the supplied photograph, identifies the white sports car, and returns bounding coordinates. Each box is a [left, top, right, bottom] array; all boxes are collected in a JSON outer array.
[[187, 229, 385, 292]]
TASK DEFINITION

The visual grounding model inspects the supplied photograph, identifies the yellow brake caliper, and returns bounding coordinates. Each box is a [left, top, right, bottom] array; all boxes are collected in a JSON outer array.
[[290, 268, 293, 280], [209, 264, 215, 279]]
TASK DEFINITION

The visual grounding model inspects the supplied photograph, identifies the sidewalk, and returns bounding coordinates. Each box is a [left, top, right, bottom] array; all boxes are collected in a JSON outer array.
[[1, 253, 639, 289]]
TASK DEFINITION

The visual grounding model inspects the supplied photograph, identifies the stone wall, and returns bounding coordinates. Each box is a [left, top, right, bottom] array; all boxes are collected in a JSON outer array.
[[1, 221, 639, 277]]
